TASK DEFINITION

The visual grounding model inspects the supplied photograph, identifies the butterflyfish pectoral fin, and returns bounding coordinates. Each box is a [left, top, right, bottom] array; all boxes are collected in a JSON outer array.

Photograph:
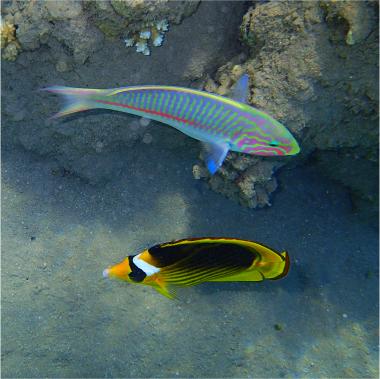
[[202, 141, 230, 174], [154, 278, 178, 300], [229, 74, 249, 103]]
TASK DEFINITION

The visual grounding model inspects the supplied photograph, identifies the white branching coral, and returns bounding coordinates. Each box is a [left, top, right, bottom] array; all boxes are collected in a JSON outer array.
[[139, 30, 151, 39], [152, 33, 164, 47], [124, 37, 135, 47], [135, 40, 150, 55], [123, 19, 169, 55], [156, 19, 169, 32]]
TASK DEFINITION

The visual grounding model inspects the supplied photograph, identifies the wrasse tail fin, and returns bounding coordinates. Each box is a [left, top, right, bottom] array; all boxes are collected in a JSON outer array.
[[42, 86, 107, 119]]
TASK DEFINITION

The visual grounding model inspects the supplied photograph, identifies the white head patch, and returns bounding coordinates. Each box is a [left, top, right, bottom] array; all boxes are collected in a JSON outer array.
[[133, 254, 160, 276]]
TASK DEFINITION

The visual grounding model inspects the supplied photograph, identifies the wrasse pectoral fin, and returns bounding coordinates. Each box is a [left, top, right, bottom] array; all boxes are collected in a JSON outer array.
[[229, 74, 249, 103], [202, 141, 230, 174]]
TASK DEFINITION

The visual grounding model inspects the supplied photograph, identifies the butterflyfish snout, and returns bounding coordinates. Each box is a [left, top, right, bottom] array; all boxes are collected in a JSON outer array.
[[102, 268, 109, 278], [104, 237, 290, 299]]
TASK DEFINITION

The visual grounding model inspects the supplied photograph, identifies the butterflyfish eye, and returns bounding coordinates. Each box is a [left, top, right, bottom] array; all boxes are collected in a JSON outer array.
[[268, 140, 279, 147]]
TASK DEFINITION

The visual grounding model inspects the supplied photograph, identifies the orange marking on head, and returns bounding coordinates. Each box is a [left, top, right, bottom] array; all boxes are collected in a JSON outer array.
[[139, 250, 160, 267], [107, 258, 132, 281]]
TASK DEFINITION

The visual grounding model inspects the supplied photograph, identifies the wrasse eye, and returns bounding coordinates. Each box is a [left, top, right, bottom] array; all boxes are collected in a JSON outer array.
[[268, 140, 279, 147]]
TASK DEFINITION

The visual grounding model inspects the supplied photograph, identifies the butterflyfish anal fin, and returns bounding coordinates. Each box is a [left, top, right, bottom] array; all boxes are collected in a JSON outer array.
[[202, 141, 230, 174], [210, 268, 266, 282], [229, 74, 249, 104]]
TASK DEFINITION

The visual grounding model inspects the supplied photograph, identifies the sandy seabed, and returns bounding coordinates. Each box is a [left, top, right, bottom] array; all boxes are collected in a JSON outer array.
[[2, 143, 378, 378]]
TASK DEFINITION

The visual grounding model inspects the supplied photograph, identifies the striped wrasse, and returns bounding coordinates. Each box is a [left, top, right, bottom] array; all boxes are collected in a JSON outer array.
[[103, 237, 290, 299], [44, 75, 300, 174]]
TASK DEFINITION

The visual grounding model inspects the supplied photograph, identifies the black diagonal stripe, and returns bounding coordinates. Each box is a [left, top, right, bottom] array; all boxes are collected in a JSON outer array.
[[128, 255, 147, 283]]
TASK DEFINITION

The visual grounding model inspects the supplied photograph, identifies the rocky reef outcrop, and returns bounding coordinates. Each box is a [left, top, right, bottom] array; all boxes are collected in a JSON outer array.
[[1, 0, 199, 63], [199, 0, 378, 211]]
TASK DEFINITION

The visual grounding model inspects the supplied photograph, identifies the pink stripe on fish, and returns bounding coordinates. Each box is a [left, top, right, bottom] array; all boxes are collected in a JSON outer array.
[[95, 99, 198, 126], [237, 137, 269, 149], [243, 146, 286, 155]]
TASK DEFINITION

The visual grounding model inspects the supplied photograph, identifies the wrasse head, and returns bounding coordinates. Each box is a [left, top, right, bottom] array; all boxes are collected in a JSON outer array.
[[103, 257, 132, 282], [261, 136, 300, 156], [237, 112, 301, 156]]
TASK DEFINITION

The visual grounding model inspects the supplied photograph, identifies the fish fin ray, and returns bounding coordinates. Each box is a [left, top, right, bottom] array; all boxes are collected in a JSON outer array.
[[165, 267, 246, 286], [159, 251, 249, 286], [154, 277, 179, 300], [42, 86, 107, 119], [229, 74, 249, 103], [158, 242, 256, 286]]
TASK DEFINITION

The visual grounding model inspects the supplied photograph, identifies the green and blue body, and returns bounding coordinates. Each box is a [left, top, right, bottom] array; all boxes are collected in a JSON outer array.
[[45, 75, 300, 173]]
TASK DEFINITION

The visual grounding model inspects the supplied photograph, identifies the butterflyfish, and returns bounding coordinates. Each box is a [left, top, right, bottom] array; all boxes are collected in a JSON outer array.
[[103, 237, 290, 299], [44, 75, 300, 174]]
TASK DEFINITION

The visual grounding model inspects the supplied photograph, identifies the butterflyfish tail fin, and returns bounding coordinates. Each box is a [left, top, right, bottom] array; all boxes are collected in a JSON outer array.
[[270, 251, 290, 280], [42, 86, 107, 119]]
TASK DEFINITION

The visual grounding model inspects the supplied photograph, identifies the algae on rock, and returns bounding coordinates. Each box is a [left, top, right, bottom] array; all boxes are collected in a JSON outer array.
[[1, 19, 21, 61]]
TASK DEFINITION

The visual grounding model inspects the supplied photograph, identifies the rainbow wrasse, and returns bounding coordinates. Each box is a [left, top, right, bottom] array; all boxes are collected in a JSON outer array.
[[44, 75, 300, 174], [103, 237, 290, 299]]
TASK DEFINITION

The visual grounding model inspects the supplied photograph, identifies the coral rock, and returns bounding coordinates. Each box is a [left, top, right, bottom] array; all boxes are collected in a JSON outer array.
[[202, 0, 378, 210]]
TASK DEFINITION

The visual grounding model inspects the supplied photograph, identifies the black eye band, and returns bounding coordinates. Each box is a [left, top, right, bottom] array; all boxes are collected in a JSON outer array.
[[128, 255, 147, 282]]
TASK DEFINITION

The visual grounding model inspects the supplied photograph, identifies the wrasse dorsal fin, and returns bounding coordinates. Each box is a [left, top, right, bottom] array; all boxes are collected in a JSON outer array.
[[228, 74, 249, 104]]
